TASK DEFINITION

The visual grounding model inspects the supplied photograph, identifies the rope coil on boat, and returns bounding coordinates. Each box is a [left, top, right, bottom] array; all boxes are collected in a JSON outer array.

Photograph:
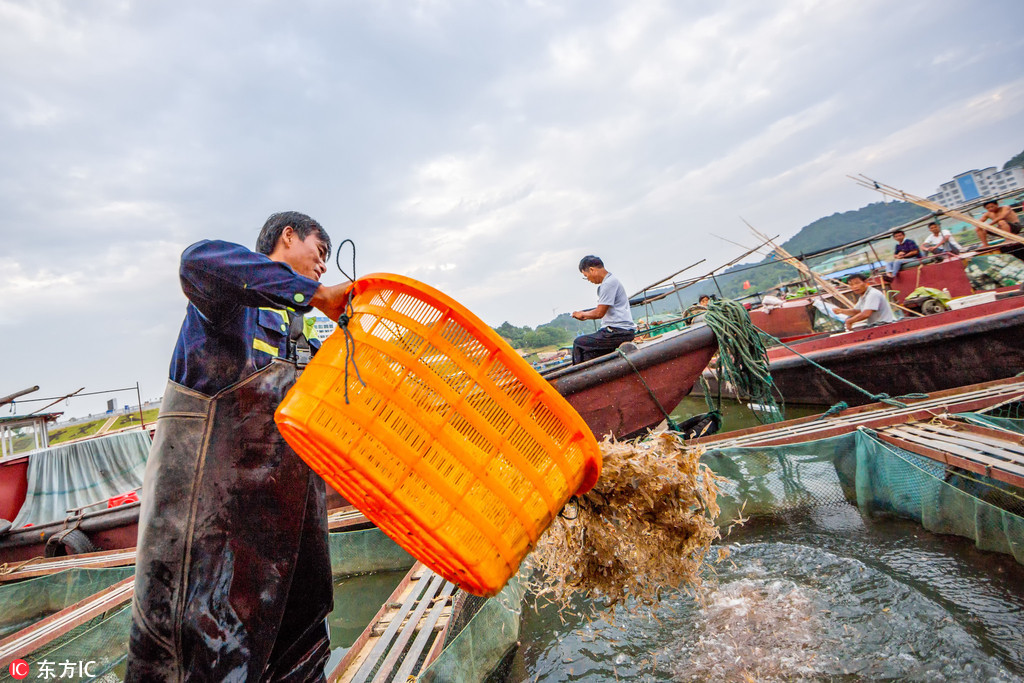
[[702, 299, 785, 424]]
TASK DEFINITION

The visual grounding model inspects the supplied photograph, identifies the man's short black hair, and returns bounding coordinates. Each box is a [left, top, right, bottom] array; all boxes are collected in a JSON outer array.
[[578, 255, 604, 271], [255, 211, 332, 260], [892, 229, 905, 237], [928, 221, 939, 227], [985, 200, 999, 207], [845, 272, 870, 283]]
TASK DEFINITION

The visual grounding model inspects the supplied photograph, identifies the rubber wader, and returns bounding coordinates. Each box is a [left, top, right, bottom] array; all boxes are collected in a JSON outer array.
[[127, 356, 332, 682]]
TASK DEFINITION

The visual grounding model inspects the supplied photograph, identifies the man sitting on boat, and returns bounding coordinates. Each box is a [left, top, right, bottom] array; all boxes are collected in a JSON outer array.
[[683, 294, 712, 323], [127, 212, 352, 682], [921, 220, 963, 257], [884, 229, 920, 281], [977, 200, 1023, 247], [571, 255, 637, 363], [833, 272, 896, 331]]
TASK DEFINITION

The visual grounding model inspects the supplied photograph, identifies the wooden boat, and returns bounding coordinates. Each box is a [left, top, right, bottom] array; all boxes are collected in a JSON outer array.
[[544, 323, 717, 439], [694, 238, 1024, 406], [759, 291, 1024, 406]]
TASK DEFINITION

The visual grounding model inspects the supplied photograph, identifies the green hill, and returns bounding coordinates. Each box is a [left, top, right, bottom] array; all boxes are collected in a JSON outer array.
[[498, 146, 1024, 338], [1004, 147, 1024, 171], [499, 200, 931, 338]]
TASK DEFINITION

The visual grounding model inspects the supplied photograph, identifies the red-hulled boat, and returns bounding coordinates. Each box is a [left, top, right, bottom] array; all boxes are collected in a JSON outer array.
[[544, 323, 717, 439], [763, 290, 1024, 406]]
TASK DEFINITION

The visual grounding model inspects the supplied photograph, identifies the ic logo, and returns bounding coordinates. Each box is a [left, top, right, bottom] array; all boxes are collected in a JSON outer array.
[[9, 659, 29, 679]]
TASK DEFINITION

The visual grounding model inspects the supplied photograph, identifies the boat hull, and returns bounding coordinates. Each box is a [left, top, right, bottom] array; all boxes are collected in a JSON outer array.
[[760, 295, 1024, 406], [545, 325, 717, 439]]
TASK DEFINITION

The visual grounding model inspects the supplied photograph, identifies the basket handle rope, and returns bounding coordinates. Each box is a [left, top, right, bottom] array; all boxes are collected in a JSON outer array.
[[332, 238, 366, 403]]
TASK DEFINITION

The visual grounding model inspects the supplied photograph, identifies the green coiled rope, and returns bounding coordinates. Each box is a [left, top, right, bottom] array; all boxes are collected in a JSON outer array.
[[702, 299, 785, 424]]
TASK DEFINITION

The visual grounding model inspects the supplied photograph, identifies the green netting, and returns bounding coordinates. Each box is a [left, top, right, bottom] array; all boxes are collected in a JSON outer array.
[[0, 529, 415, 682], [0, 568, 133, 683], [704, 427, 1024, 565], [0, 568, 132, 639], [955, 412, 1024, 434], [975, 398, 1024, 421], [329, 527, 414, 577], [417, 573, 524, 683]]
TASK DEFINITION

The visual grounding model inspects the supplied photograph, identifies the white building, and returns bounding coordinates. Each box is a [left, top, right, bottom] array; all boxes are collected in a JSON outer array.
[[928, 166, 1024, 206], [308, 315, 337, 342]]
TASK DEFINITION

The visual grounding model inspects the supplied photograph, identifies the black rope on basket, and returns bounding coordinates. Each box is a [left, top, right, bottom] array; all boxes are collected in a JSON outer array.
[[336, 289, 367, 405], [332, 238, 365, 404], [335, 238, 357, 282]]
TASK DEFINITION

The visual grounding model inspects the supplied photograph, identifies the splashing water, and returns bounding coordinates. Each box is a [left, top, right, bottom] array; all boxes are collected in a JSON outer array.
[[511, 506, 1024, 682]]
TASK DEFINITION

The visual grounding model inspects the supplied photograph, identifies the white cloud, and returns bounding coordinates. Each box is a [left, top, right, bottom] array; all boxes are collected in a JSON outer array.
[[1, 0, 1022, 416]]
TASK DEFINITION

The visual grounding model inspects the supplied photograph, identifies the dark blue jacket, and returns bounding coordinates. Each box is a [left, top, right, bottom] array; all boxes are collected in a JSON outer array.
[[169, 240, 322, 395], [894, 239, 920, 257]]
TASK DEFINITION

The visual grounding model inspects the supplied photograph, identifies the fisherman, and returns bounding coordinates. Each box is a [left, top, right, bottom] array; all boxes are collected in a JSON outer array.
[[127, 212, 352, 682], [834, 272, 896, 331], [976, 200, 1022, 247], [920, 220, 963, 257], [684, 294, 712, 324], [571, 255, 637, 364], [884, 229, 920, 281]]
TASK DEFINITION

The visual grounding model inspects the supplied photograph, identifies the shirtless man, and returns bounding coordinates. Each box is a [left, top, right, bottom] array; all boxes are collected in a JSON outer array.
[[976, 200, 1023, 247]]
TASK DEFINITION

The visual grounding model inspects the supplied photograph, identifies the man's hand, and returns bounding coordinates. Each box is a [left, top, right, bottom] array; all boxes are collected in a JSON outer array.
[[310, 282, 354, 321], [572, 310, 586, 320]]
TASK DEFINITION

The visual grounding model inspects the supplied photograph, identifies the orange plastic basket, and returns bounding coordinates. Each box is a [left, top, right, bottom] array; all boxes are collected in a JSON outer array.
[[275, 273, 601, 596]]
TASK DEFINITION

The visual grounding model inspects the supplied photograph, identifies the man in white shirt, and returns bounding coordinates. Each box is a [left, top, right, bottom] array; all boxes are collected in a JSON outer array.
[[921, 221, 963, 256], [833, 273, 896, 331], [571, 255, 637, 363]]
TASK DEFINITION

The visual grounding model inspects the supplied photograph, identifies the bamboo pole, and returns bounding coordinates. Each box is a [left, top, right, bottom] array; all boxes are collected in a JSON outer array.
[[742, 219, 856, 308], [850, 175, 1024, 247]]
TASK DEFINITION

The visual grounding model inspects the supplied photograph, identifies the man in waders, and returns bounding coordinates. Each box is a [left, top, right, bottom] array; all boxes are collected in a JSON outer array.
[[127, 212, 351, 682]]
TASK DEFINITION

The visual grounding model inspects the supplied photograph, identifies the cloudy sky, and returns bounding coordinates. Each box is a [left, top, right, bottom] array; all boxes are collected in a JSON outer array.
[[2, 0, 1022, 419]]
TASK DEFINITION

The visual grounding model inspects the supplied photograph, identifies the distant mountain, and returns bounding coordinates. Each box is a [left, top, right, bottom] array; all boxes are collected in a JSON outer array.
[[1004, 147, 1024, 171], [500, 147, 1024, 341], [632, 200, 929, 317]]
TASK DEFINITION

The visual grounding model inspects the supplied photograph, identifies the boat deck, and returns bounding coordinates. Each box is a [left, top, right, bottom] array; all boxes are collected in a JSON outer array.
[[697, 376, 1024, 489], [875, 418, 1024, 489], [697, 376, 1024, 449]]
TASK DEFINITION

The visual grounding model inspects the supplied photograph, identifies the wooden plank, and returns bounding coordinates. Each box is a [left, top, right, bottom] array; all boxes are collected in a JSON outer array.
[[907, 424, 1024, 465], [349, 572, 443, 683], [874, 432, 1024, 490], [883, 427, 1024, 478], [0, 547, 137, 583], [329, 563, 426, 682], [331, 563, 433, 683], [423, 592, 460, 670], [697, 377, 1024, 448], [0, 576, 134, 668], [700, 379, 1024, 449], [327, 506, 371, 531], [933, 418, 1024, 454], [373, 573, 448, 679], [392, 581, 458, 683], [893, 425, 1024, 471]]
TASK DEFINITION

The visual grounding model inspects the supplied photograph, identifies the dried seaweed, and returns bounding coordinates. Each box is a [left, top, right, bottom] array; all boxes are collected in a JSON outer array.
[[527, 432, 725, 609]]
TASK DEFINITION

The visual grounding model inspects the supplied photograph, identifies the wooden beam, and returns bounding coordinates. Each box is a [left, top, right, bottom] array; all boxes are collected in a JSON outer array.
[[0, 547, 137, 583]]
